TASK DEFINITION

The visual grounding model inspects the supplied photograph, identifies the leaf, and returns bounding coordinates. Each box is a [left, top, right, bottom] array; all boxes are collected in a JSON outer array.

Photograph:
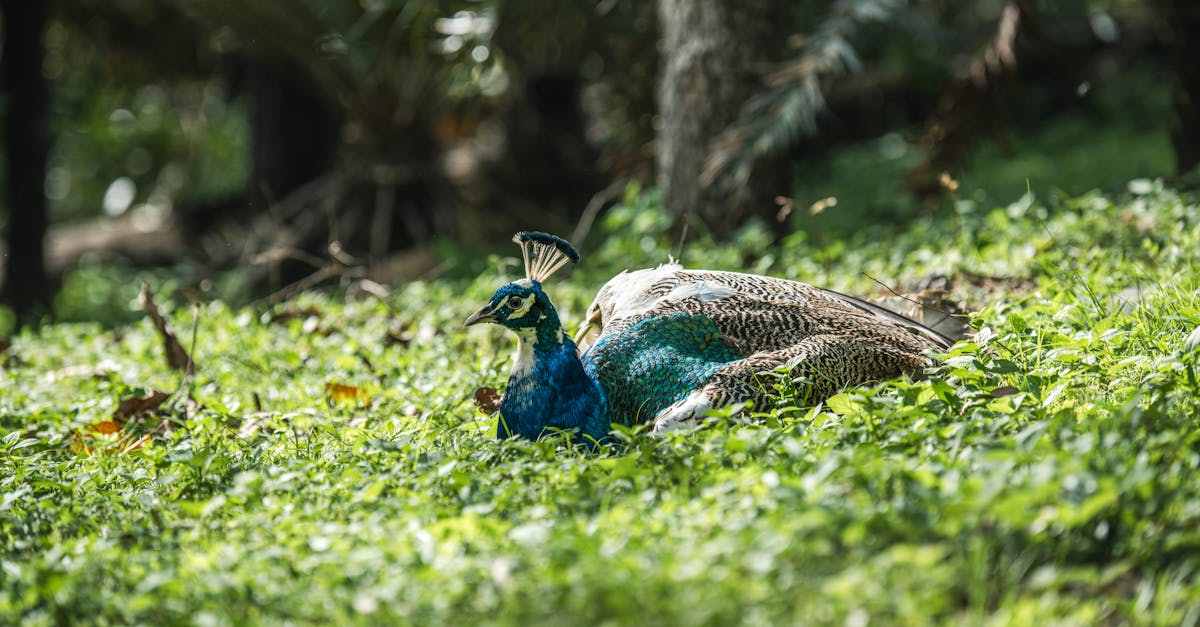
[[436, 460, 458, 477], [114, 389, 171, 418], [10, 437, 40, 451], [73, 388, 173, 456], [825, 393, 861, 417], [989, 359, 1020, 374], [1184, 324, 1200, 353], [69, 428, 93, 455], [90, 420, 122, 435], [201, 494, 227, 517], [139, 282, 194, 373], [359, 479, 388, 503], [70, 421, 151, 456], [474, 386, 502, 414], [326, 382, 370, 406], [916, 385, 936, 405], [990, 386, 1019, 398]]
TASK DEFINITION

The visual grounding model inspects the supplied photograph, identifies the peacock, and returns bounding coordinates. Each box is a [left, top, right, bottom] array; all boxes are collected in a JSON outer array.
[[465, 232, 953, 443]]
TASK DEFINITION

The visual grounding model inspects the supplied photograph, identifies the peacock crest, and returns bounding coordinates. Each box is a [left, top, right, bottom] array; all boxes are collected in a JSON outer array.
[[513, 231, 579, 283]]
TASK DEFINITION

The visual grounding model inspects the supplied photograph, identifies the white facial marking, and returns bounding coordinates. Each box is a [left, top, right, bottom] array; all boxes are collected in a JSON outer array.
[[506, 294, 535, 320]]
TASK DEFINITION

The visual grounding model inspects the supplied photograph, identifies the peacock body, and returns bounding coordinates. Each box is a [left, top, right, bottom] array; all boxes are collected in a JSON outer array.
[[466, 233, 951, 443]]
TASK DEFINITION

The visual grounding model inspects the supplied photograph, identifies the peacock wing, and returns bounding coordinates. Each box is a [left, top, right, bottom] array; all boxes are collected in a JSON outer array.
[[576, 265, 950, 355]]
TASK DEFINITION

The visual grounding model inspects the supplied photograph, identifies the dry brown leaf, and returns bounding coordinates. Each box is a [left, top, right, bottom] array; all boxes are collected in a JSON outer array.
[[90, 420, 122, 435], [990, 386, 1020, 398], [138, 282, 193, 373], [71, 420, 151, 456], [474, 386, 502, 414], [114, 389, 171, 418], [71, 387, 172, 456], [808, 196, 837, 216], [774, 196, 794, 223]]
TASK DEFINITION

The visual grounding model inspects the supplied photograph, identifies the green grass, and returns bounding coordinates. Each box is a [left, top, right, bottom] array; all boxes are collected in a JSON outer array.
[[3, 181, 1200, 625]]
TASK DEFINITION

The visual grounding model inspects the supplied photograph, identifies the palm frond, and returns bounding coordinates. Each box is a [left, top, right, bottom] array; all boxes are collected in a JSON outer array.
[[702, 0, 904, 190]]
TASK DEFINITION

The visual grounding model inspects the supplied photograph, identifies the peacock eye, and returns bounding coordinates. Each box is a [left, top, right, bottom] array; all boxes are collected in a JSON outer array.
[[507, 296, 524, 309]]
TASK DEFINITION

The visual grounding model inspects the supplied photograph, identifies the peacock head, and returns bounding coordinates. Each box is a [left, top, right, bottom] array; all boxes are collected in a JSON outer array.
[[464, 232, 580, 334], [464, 279, 555, 330]]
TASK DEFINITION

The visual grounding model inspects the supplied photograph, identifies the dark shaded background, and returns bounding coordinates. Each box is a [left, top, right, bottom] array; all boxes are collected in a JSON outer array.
[[2, 0, 1197, 323]]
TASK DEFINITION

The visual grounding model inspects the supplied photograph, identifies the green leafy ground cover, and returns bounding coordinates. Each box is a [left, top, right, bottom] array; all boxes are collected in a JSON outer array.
[[3, 181, 1200, 625]]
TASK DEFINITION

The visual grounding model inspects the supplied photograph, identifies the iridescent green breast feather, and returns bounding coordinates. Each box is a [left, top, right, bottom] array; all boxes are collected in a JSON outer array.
[[583, 313, 742, 425]]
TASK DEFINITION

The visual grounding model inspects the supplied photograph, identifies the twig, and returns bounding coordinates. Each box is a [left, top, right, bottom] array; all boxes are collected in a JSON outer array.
[[673, 219, 690, 263], [861, 271, 963, 326], [138, 282, 193, 373], [265, 266, 338, 305], [263, 265, 369, 306], [169, 303, 201, 414], [252, 247, 330, 269]]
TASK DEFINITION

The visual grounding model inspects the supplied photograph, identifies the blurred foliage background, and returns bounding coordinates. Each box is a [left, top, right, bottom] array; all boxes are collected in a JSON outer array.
[[0, 0, 1196, 324]]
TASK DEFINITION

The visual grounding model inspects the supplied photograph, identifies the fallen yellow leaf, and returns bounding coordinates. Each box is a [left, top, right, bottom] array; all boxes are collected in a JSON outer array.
[[326, 383, 370, 407]]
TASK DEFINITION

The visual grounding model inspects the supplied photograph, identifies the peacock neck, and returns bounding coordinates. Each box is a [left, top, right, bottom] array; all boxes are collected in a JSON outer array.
[[499, 319, 608, 443]]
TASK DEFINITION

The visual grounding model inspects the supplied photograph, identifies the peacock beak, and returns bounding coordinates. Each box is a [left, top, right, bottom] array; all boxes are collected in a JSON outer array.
[[464, 304, 496, 327]]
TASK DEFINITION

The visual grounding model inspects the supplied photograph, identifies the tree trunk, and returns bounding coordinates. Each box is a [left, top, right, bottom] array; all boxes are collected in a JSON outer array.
[[0, 0, 51, 316], [471, 71, 600, 244], [656, 0, 787, 239], [246, 58, 340, 210], [1168, 0, 1200, 176]]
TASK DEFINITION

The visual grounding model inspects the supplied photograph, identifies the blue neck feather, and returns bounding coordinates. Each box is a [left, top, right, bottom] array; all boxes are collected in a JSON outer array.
[[498, 318, 607, 443]]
